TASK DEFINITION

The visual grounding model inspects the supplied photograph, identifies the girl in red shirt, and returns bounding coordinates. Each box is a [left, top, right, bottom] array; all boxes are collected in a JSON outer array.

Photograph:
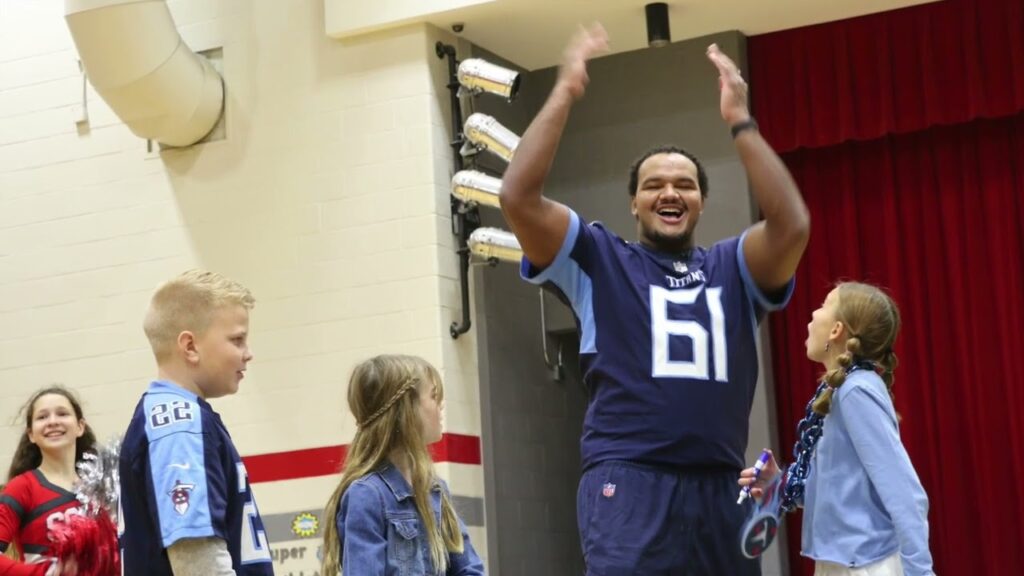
[[0, 386, 98, 575]]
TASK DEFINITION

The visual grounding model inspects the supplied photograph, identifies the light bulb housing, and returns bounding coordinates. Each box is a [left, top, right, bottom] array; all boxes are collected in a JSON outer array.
[[452, 170, 503, 208], [457, 58, 521, 100], [468, 227, 523, 263], [461, 113, 520, 163]]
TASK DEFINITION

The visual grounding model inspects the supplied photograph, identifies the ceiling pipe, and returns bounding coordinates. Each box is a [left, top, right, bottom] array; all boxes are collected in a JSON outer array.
[[65, 0, 224, 147]]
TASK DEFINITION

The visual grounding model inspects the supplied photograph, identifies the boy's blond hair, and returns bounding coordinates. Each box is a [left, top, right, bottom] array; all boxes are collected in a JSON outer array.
[[143, 270, 255, 362]]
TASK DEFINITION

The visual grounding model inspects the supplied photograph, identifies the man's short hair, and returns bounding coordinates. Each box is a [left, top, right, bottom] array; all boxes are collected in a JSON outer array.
[[627, 145, 709, 199]]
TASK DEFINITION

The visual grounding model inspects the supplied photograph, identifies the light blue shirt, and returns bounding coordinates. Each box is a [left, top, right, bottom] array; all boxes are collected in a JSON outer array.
[[801, 369, 934, 575]]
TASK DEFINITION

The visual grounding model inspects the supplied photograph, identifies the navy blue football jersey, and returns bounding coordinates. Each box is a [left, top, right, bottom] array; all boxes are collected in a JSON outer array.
[[523, 210, 793, 470], [119, 381, 273, 575]]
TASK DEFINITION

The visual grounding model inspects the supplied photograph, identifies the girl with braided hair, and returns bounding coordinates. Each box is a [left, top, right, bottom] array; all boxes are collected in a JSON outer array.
[[739, 282, 933, 575], [321, 354, 484, 576]]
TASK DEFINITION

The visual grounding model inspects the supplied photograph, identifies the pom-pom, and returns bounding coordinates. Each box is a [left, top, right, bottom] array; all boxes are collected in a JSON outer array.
[[46, 435, 123, 575], [48, 513, 119, 576], [74, 435, 121, 523]]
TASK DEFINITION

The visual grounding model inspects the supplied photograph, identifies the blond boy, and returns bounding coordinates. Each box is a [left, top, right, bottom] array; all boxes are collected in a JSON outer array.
[[119, 270, 274, 576]]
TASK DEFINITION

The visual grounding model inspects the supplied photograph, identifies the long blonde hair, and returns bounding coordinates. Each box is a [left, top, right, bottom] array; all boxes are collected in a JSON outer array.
[[321, 355, 463, 576], [813, 282, 901, 415]]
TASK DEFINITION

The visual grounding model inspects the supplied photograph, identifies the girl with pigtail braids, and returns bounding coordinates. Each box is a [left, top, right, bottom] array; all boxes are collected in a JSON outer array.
[[813, 285, 900, 417], [321, 355, 484, 576], [739, 282, 934, 575]]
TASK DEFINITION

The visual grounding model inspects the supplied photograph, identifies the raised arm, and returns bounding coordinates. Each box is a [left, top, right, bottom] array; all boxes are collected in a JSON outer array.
[[707, 44, 810, 293], [499, 24, 608, 268]]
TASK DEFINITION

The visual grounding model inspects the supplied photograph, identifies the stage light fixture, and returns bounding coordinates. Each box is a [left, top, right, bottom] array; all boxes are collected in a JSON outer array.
[[457, 58, 521, 100], [461, 112, 520, 162], [452, 170, 503, 208], [646, 3, 671, 47], [468, 227, 522, 263]]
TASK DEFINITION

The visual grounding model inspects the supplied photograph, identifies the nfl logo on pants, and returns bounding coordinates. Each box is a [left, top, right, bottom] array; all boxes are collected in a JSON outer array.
[[602, 482, 616, 498]]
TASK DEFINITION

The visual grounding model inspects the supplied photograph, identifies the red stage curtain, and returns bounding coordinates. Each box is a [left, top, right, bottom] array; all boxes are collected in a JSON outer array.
[[749, 1, 1024, 572], [750, 0, 1024, 153], [767, 114, 1024, 575]]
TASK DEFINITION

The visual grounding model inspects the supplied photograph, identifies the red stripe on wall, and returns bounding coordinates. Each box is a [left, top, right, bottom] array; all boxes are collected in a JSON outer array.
[[427, 432, 482, 465], [243, 433, 481, 484]]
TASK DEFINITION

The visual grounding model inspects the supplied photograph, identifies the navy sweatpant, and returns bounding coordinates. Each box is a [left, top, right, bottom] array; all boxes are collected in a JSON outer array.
[[577, 460, 762, 576]]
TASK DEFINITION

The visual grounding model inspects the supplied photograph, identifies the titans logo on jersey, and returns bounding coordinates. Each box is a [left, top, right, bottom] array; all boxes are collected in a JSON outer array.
[[522, 210, 793, 470], [119, 381, 273, 575]]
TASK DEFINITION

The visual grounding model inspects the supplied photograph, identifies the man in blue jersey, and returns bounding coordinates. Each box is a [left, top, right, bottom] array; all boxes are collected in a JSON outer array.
[[120, 270, 274, 576], [499, 25, 810, 575]]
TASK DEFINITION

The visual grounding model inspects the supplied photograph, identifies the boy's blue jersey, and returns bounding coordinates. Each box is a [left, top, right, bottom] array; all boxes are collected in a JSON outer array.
[[119, 381, 274, 575], [523, 210, 793, 470]]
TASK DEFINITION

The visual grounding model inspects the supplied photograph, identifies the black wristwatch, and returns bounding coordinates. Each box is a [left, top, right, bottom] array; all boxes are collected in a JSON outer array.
[[730, 118, 759, 139]]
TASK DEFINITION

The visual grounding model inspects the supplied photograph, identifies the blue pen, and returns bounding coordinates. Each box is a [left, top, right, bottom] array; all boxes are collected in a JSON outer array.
[[737, 449, 771, 504]]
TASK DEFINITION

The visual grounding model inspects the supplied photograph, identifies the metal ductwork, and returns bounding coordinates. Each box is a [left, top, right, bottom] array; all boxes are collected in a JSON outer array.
[[65, 0, 224, 147]]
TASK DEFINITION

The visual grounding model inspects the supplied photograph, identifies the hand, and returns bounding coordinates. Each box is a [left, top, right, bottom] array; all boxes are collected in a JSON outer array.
[[556, 23, 610, 101], [48, 558, 77, 576], [706, 43, 750, 126], [737, 449, 781, 500]]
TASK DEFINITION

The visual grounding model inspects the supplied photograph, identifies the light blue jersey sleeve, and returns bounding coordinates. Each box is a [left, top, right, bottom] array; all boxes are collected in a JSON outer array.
[[519, 210, 601, 355], [736, 229, 795, 314], [143, 390, 217, 548]]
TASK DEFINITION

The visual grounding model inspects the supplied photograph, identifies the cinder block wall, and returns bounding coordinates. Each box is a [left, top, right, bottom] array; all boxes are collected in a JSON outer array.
[[0, 1, 486, 572]]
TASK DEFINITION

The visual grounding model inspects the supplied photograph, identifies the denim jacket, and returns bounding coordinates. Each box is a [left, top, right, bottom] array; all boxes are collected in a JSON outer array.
[[337, 463, 485, 575]]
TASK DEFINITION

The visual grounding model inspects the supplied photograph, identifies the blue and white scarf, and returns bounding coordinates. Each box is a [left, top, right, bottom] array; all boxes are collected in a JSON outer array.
[[780, 362, 874, 513]]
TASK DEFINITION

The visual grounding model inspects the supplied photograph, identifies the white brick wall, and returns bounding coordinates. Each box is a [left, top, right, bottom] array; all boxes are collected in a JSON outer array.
[[0, 0, 486, 570]]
